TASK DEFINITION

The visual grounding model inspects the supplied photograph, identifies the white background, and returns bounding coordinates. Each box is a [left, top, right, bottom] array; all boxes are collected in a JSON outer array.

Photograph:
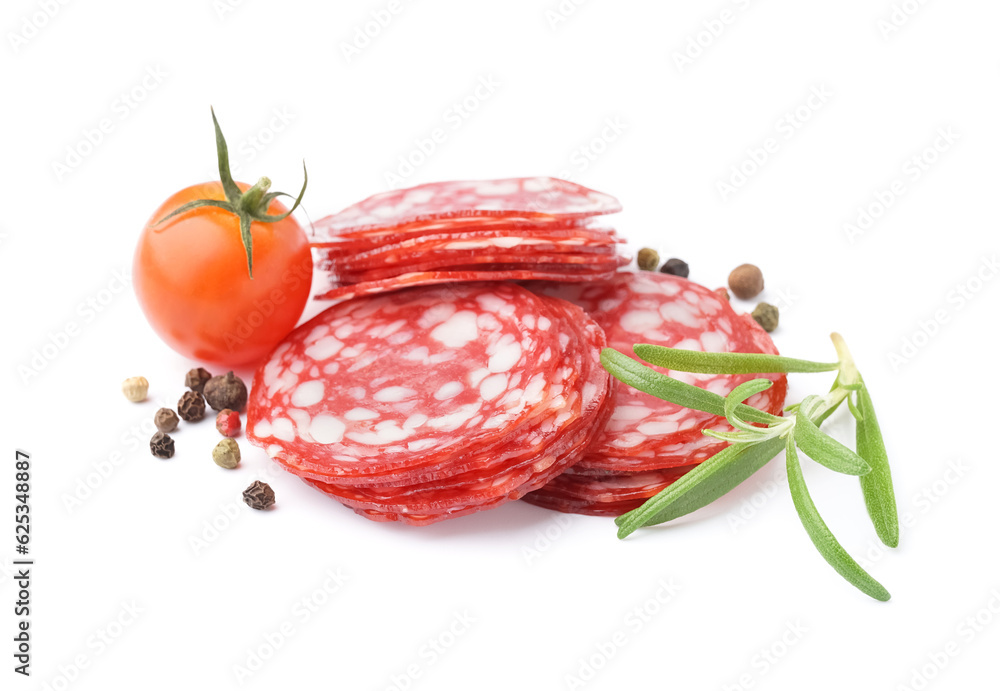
[[2, 0, 998, 689]]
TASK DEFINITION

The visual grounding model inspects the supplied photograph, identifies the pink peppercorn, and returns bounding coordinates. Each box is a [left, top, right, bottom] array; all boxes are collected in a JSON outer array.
[[215, 409, 242, 438]]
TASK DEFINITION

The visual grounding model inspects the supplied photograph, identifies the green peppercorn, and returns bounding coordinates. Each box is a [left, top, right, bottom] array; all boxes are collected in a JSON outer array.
[[752, 302, 779, 332], [212, 438, 241, 469], [636, 248, 660, 272]]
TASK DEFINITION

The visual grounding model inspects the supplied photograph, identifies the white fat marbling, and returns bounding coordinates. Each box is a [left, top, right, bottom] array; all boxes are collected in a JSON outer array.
[[468, 368, 489, 387], [479, 373, 508, 401], [310, 415, 346, 444], [271, 418, 296, 442], [700, 331, 728, 353], [612, 405, 653, 421], [488, 339, 522, 373], [403, 414, 428, 430], [659, 301, 701, 328], [674, 338, 703, 352], [348, 420, 411, 445], [476, 292, 512, 313], [427, 403, 481, 431], [305, 337, 344, 361], [638, 420, 680, 435], [621, 310, 663, 333], [407, 438, 439, 452], [404, 345, 430, 362], [417, 302, 456, 328], [430, 310, 479, 348], [434, 381, 464, 400], [291, 380, 325, 407], [373, 386, 417, 402], [345, 408, 379, 421]]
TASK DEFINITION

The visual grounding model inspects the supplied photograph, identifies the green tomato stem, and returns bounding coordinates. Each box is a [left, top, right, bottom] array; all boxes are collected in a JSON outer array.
[[154, 109, 307, 279], [239, 177, 272, 216]]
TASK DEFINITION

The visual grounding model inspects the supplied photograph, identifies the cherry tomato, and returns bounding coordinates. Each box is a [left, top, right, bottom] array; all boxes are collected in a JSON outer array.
[[133, 181, 312, 367]]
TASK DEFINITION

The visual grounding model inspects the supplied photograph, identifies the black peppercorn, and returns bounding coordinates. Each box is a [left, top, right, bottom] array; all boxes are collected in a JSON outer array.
[[204, 372, 249, 412], [177, 390, 206, 422], [184, 367, 213, 393], [150, 432, 175, 459], [154, 408, 179, 433], [243, 481, 275, 510], [659, 258, 690, 278]]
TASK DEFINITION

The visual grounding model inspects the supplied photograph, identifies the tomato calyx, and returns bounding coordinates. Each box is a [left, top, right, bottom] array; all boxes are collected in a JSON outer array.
[[154, 107, 307, 279]]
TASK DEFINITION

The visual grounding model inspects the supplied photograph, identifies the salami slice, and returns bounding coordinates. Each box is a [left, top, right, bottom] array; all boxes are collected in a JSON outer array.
[[334, 256, 630, 285], [247, 282, 612, 524], [319, 229, 620, 268], [522, 465, 696, 517], [315, 177, 621, 235], [528, 272, 788, 473], [314, 266, 627, 302], [311, 216, 613, 249]]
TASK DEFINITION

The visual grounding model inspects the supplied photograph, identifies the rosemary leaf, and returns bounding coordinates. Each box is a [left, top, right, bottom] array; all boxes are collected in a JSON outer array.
[[600, 349, 781, 425], [857, 382, 899, 548], [785, 437, 891, 601], [724, 379, 776, 433], [633, 344, 839, 375], [793, 408, 871, 477], [615, 437, 785, 538]]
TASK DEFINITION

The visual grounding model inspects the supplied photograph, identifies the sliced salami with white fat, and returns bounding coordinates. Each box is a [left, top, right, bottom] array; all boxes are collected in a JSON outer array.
[[313, 177, 622, 236], [522, 465, 696, 517], [246, 282, 611, 524], [528, 272, 788, 473]]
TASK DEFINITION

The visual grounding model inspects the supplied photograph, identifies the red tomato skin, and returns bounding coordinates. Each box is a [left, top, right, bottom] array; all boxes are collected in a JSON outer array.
[[133, 181, 313, 367]]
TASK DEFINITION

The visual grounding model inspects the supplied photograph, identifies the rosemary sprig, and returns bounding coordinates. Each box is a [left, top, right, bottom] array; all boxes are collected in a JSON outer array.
[[785, 436, 891, 601], [605, 333, 899, 601]]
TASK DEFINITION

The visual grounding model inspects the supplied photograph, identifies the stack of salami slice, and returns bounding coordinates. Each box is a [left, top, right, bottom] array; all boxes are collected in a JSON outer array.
[[248, 177, 789, 524], [522, 272, 788, 516], [310, 177, 628, 302], [246, 282, 614, 525]]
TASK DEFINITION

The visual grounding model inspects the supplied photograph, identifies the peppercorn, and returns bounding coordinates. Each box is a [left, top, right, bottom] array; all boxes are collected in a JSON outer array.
[[659, 258, 689, 278], [636, 248, 660, 272], [177, 390, 206, 422], [122, 376, 149, 402], [184, 367, 213, 393], [728, 263, 764, 299], [714, 287, 731, 301], [243, 480, 275, 510], [212, 438, 241, 469], [752, 302, 779, 333], [150, 432, 175, 459], [204, 371, 249, 412], [215, 409, 241, 438], [154, 408, 180, 433]]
